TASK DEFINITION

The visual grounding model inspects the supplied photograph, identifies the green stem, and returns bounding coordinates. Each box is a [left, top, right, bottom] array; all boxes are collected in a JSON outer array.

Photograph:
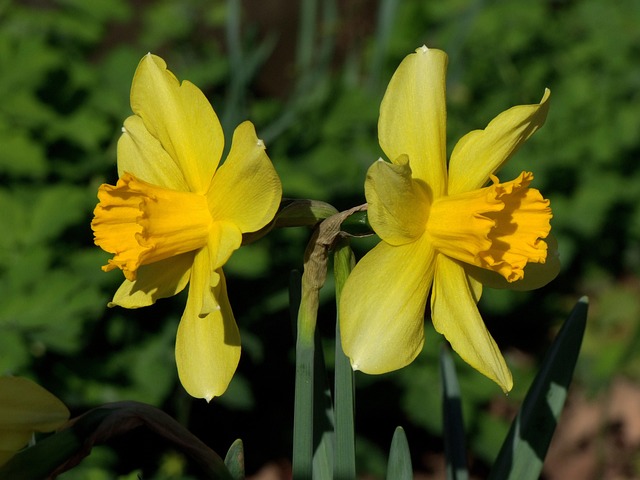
[[292, 273, 319, 479], [291, 204, 367, 480], [333, 240, 356, 479]]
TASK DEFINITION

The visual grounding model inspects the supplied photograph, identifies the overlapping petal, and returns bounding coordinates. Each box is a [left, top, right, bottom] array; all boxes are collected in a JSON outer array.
[[340, 234, 436, 374], [117, 115, 188, 191], [365, 157, 431, 245], [109, 253, 194, 309], [207, 121, 282, 233], [205, 221, 243, 286], [448, 89, 551, 195], [175, 251, 240, 401], [130, 54, 223, 193], [379, 46, 448, 197], [430, 255, 513, 392]]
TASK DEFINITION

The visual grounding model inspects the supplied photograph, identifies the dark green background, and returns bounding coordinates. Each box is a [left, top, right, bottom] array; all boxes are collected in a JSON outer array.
[[1, 0, 639, 477]]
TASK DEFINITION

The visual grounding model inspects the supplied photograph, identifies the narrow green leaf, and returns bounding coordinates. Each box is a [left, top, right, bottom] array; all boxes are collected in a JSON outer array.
[[488, 297, 589, 480], [386, 426, 412, 480], [311, 320, 335, 480], [0, 402, 233, 480], [224, 439, 245, 480], [440, 347, 469, 480], [333, 240, 356, 480], [0, 429, 81, 480], [290, 269, 314, 479], [291, 267, 336, 480]]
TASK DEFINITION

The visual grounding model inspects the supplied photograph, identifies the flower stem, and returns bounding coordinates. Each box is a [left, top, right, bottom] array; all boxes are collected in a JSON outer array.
[[333, 240, 356, 479]]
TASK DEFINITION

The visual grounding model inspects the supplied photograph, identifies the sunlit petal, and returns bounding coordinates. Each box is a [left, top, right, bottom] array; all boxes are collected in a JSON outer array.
[[379, 46, 448, 197], [431, 255, 513, 392], [365, 156, 431, 245], [109, 252, 194, 308], [175, 253, 240, 401], [340, 235, 436, 374], [130, 54, 223, 193], [207, 121, 282, 233], [117, 115, 188, 191], [448, 89, 550, 195]]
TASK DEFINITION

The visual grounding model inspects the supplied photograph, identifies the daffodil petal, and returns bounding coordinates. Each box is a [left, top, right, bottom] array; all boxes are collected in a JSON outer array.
[[431, 255, 513, 392], [117, 115, 188, 191], [175, 254, 240, 401], [207, 121, 282, 233], [109, 252, 194, 308], [365, 156, 430, 245], [0, 377, 69, 466], [206, 221, 243, 283], [448, 89, 551, 195], [339, 235, 435, 374], [465, 234, 560, 291], [130, 54, 223, 193], [379, 46, 448, 197]]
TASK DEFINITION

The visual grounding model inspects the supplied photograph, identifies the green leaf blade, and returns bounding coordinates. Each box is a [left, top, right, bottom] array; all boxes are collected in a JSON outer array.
[[488, 296, 589, 480], [440, 347, 469, 480], [333, 241, 356, 480], [386, 426, 412, 480]]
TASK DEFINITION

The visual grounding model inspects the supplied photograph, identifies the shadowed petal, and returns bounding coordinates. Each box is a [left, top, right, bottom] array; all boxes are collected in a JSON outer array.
[[207, 121, 282, 233], [0, 377, 69, 466], [109, 252, 194, 308], [431, 255, 513, 392], [130, 54, 223, 193], [379, 46, 448, 197], [464, 233, 561, 291], [175, 251, 240, 401], [448, 89, 551, 195], [365, 156, 431, 245], [117, 115, 188, 191], [340, 235, 436, 374], [206, 221, 243, 285]]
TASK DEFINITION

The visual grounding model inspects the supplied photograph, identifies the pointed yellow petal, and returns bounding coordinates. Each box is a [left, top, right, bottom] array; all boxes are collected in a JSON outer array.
[[430, 255, 513, 392], [207, 121, 282, 233], [109, 252, 194, 308], [117, 115, 188, 191], [448, 89, 551, 195], [379, 46, 448, 197], [365, 157, 430, 245], [464, 233, 560, 291], [175, 251, 240, 401], [339, 235, 436, 374], [130, 54, 223, 193], [0, 377, 69, 466]]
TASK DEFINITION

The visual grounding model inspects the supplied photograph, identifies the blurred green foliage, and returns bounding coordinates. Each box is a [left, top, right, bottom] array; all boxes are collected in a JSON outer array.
[[1, 0, 639, 477]]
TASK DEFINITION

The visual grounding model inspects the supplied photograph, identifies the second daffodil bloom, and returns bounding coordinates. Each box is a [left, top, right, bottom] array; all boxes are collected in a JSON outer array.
[[0, 377, 69, 466], [91, 54, 282, 401], [339, 46, 559, 392]]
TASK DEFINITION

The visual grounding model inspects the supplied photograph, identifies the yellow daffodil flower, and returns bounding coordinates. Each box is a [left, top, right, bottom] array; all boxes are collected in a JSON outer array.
[[91, 54, 282, 401], [0, 377, 69, 466], [339, 46, 559, 392]]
